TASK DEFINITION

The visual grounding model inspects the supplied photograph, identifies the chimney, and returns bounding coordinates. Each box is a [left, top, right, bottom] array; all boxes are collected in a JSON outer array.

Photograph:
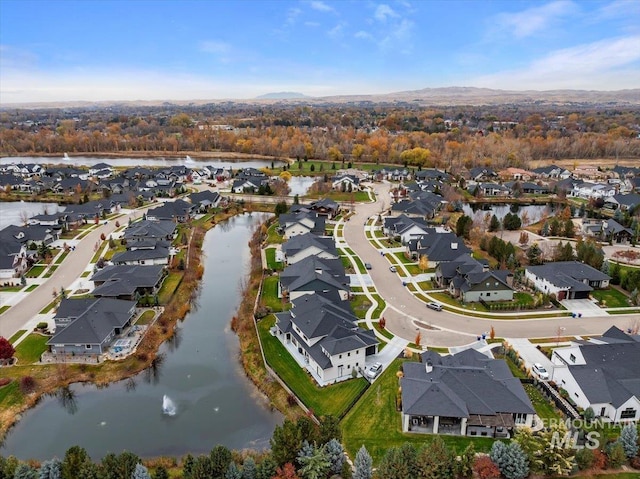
[[451, 242, 458, 250], [425, 360, 433, 373], [506, 273, 514, 287]]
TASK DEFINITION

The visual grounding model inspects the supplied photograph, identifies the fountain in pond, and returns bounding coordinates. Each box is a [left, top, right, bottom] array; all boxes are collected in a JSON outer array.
[[162, 395, 177, 416]]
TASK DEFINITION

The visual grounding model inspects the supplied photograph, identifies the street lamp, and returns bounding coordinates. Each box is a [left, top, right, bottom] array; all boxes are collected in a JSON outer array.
[[556, 326, 566, 347]]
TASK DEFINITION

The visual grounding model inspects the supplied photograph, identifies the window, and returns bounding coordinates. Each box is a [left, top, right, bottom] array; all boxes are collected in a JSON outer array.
[[348, 352, 351, 357], [514, 413, 527, 425], [621, 408, 637, 419], [570, 354, 576, 363], [85, 344, 91, 349], [339, 354, 342, 359], [600, 407, 606, 417]]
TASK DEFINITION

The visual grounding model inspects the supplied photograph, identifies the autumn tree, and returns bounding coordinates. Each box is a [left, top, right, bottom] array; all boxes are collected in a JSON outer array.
[[418, 254, 429, 273], [0, 337, 15, 361]]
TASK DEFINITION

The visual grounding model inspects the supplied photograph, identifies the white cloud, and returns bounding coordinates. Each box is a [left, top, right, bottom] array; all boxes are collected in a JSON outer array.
[[354, 30, 374, 41], [308, 1, 335, 13], [327, 22, 346, 39], [596, 0, 640, 20], [286, 7, 302, 26], [374, 4, 399, 22], [199, 40, 231, 55], [471, 35, 640, 90], [493, 0, 578, 38]]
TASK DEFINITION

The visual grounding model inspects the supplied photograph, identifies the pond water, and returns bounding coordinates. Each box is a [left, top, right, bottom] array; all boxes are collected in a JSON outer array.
[[0, 156, 285, 170], [461, 203, 560, 226], [0, 213, 282, 460], [287, 176, 316, 197], [0, 201, 65, 230]]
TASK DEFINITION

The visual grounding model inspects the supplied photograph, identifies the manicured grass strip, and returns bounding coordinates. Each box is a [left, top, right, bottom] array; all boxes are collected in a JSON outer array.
[[136, 310, 156, 325], [350, 295, 372, 319], [261, 276, 285, 313], [54, 251, 69, 264], [25, 284, 38, 292], [529, 337, 575, 344], [81, 271, 91, 278], [157, 272, 183, 305], [265, 247, 284, 271], [258, 316, 368, 418], [371, 295, 386, 319], [39, 300, 57, 314], [373, 322, 394, 340], [392, 252, 414, 265], [25, 265, 46, 278], [0, 306, 9, 315], [523, 383, 563, 421], [0, 285, 22, 292], [590, 288, 630, 308], [266, 223, 284, 244], [14, 334, 48, 364], [609, 308, 640, 315], [341, 358, 495, 465], [43, 266, 58, 278], [8, 330, 26, 344]]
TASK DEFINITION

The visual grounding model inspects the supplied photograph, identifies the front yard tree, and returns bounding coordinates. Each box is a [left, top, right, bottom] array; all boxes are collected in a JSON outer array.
[[297, 446, 330, 479], [377, 443, 417, 479], [38, 458, 62, 479], [419, 254, 429, 273], [490, 441, 529, 479], [489, 214, 501, 232], [619, 423, 639, 458], [415, 437, 456, 479], [324, 439, 345, 476], [353, 445, 373, 479], [0, 337, 15, 361]]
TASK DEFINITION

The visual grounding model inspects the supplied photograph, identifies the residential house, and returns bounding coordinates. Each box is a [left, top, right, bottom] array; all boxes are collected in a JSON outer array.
[[47, 298, 137, 355], [383, 214, 434, 244], [408, 231, 471, 268], [401, 349, 535, 436], [551, 326, 640, 422], [91, 264, 165, 301], [146, 199, 194, 223], [278, 211, 326, 239], [123, 220, 177, 243], [504, 181, 550, 195], [0, 224, 60, 247], [414, 169, 452, 183], [273, 294, 378, 385], [532, 165, 572, 179], [111, 240, 171, 266], [331, 174, 360, 191], [281, 233, 339, 264], [188, 190, 221, 212], [391, 191, 444, 219], [279, 256, 349, 302], [88, 162, 114, 177], [498, 168, 533, 182], [467, 167, 498, 182], [571, 182, 616, 200], [582, 219, 633, 244], [605, 193, 640, 212], [525, 261, 610, 300], [308, 198, 340, 218]]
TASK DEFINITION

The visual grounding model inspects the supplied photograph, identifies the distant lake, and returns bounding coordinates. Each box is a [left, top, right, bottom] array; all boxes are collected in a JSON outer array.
[[0, 156, 285, 170], [0, 201, 64, 229]]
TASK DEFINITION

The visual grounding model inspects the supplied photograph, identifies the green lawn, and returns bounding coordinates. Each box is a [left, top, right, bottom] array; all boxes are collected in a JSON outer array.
[[350, 295, 372, 319], [157, 272, 183, 304], [373, 322, 394, 340], [81, 271, 91, 278], [14, 334, 48, 364], [523, 383, 563, 421], [54, 251, 69, 264], [513, 292, 535, 305], [9, 330, 26, 344], [266, 223, 284, 244], [0, 306, 10, 315], [43, 265, 58, 278], [39, 300, 57, 314], [25, 265, 46, 278], [493, 353, 527, 379], [261, 276, 285, 313], [306, 191, 370, 202], [392, 252, 414, 265], [371, 295, 386, 319], [136, 310, 156, 325], [341, 358, 495, 465], [0, 381, 23, 408], [0, 285, 23, 292], [590, 288, 630, 308], [265, 247, 284, 271], [258, 315, 369, 418], [25, 284, 38, 292]]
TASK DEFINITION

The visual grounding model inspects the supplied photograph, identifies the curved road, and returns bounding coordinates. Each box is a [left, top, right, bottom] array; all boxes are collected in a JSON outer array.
[[343, 182, 640, 347]]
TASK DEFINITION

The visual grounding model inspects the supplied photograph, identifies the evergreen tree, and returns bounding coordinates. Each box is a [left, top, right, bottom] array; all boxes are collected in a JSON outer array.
[[297, 447, 330, 479], [62, 446, 92, 479], [38, 459, 61, 479], [317, 415, 341, 444], [490, 441, 529, 479], [210, 445, 233, 478], [151, 466, 169, 479], [13, 464, 37, 479], [606, 441, 627, 469], [456, 443, 476, 478], [563, 219, 575, 237], [376, 443, 417, 479], [619, 423, 639, 458], [132, 464, 151, 479], [241, 457, 256, 479], [297, 441, 315, 466], [527, 243, 543, 265], [489, 214, 501, 232], [324, 439, 345, 476], [456, 215, 473, 240], [353, 446, 373, 479], [415, 437, 456, 479], [254, 457, 277, 479], [225, 463, 242, 479]]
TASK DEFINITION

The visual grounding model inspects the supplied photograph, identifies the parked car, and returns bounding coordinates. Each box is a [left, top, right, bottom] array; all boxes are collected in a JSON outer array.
[[366, 362, 383, 379], [364, 263, 372, 270], [532, 363, 549, 380], [426, 302, 443, 311], [389, 266, 397, 272]]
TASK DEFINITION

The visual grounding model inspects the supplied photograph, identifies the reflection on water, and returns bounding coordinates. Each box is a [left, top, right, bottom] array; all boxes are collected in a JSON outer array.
[[1, 213, 282, 460]]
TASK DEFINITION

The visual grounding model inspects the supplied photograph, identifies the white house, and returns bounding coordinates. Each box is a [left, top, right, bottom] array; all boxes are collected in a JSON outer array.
[[551, 327, 640, 422]]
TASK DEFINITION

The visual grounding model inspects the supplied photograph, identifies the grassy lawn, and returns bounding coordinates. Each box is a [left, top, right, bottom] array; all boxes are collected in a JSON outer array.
[[157, 272, 183, 305], [9, 330, 26, 344], [417, 280, 434, 290], [430, 292, 489, 312], [0, 381, 22, 408], [306, 191, 370, 203], [261, 276, 285, 313], [136, 310, 156, 325], [14, 334, 48, 364], [609, 308, 640, 314], [371, 295, 386, 319], [81, 271, 91, 278], [24, 284, 38, 292], [25, 265, 46, 278], [0, 285, 23, 292], [43, 265, 58, 278], [523, 383, 563, 421], [341, 358, 495, 464], [392, 252, 414, 265], [258, 315, 369, 418], [513, 292, 535, 305], [493, 353, 527, 379], [350, 295, 372, 319], [39, 300, 57, 314], [266, 223, 284, 244], [373, 322, 394, 340], [265, 247, 284, 271], [590, 288, 630, 308], [54, 251, 69, 264], [103, 243, 127, 261]]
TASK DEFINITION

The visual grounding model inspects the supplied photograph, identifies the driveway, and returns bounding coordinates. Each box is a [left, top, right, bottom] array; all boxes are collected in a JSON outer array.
[[506, 337, 555, 379], [340, 182, 640, 347], [560, 299, 607, 317]]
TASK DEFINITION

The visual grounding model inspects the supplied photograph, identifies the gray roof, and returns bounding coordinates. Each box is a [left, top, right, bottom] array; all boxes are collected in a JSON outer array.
[[526, 261, 610, 291], [402, 349, 535, 418], [48, 298, 136, 345], [112, 245, 170, 263], [147, 199, 193, 220], [91, 264, 164, 297], [123, 220, 177, 240], [281, 233, 337, 257], [416, 232, 471, 263]]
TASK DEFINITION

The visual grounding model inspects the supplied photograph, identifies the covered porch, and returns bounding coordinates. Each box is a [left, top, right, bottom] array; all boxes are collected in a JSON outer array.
[[466, 413, 514, 438], [404, 414, 467, 435]]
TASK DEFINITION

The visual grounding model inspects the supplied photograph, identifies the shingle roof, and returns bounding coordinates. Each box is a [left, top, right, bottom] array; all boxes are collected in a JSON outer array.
[[526, 261, 610, 291]]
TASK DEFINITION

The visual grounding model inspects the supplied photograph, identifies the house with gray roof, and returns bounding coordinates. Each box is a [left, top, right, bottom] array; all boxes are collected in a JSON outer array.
[[308, 198, 340, 218], [582, 218, 633, 244], [278, 211, 326, 239], [281, 233, 339, 264], [439, 254, 514, 303], [111, 240, 171, 266], [279, 256, 349, 302], [383, 214, 434, 245], [401, 349, 535, 437], [91, 264, 165, 301], [551, 326, 640, 422], [123, 219, 177, 242], [146, 199, 194, 223], [408, 231, 471, 267], [47, 298, 137, 355], [605, 193, 640, 212], [525, 261, 610, 300], [273, 294, 378, 385], [188, 190, 221, 211]]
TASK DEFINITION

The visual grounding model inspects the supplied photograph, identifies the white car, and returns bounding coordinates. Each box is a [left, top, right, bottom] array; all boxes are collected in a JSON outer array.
[[532, 363, 549, 380], [366, 362, 383, 379]]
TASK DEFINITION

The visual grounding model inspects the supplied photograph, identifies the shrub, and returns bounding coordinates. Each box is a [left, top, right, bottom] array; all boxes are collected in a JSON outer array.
[[574, 448, 595, 470], [20, 375, 36, 394], [606, 442, 627, 469], [0, 377, 11, 387], [36, 322, 48, 330], [473, 456, 501, 479]]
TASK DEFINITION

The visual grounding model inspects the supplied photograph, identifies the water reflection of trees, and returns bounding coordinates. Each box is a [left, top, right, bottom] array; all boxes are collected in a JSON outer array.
[[125, 378, 137, 392], [166, 326, 182, 352], [144, 353, 166, 385], [57, 386, 78, 415]]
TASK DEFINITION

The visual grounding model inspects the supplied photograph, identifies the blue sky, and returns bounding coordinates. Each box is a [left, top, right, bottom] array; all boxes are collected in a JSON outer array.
[[1, 0, 639, 103]]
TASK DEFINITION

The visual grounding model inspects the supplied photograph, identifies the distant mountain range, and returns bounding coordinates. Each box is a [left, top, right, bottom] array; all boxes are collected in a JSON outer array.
[[4, 86, 640, 109]]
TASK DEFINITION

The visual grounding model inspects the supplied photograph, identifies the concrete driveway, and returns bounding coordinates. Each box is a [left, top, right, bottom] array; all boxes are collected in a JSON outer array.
[[560, 299, 607, 317], [506, 337, 555, 379]]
